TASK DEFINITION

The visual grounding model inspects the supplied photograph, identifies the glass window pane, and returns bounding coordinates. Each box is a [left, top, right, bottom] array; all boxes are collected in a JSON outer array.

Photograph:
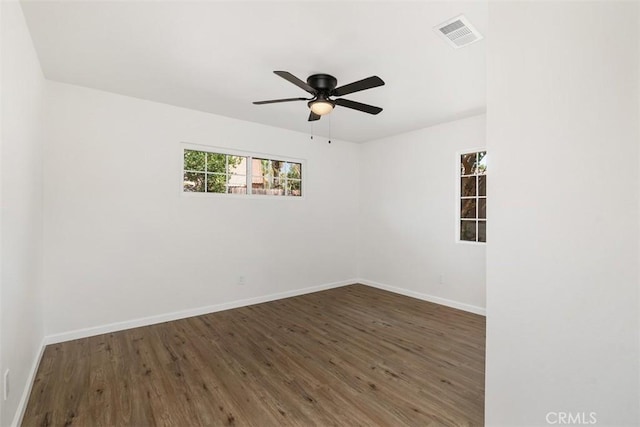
[[478, 221, 486, 242], [287, 162, 302, 180], [459, 150, 486, 242], [270, 160, 284, 179], [252, 158, 265, 175], [184, 150, 205, 171], [272, 177, 284, 195], [206, 153, 226, 173], [252, 158, 267, 192], [206, 174, 226, 193], [461, 199, 477, 219], [477, 151, 487, 174], [185, 152, 301, 197], [460, 221, 476, 241], [252, 175, 265, 192], [255, 178, 283, 196], [183, 172, 205, 192], [461, 153, 476, 175], [227, 156, 244, 174], [263, 174, 274, 189], [287, 179, 302, 196], [228, 173, 246, 190], [478, 175, 486, 196], [461, 176, 476, 197], [256, 158, 273, 178], [478, 198, 486, 219], [251, 157, 302, 197]]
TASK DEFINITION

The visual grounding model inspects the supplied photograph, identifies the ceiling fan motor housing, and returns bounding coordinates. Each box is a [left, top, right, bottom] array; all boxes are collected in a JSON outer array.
[[307, 74, 337, 92]]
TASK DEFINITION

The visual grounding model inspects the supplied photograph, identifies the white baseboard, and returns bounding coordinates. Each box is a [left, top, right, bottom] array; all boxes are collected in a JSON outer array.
[[43, 278, 485, 345], [11, 337, 47, 427], [15, 278, 481, 425], [358, 278, 486, 316], [44, 279, 356, 345]]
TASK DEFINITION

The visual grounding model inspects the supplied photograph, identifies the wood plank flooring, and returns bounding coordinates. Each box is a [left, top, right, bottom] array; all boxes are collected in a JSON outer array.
[[22, 284, 486, 426]]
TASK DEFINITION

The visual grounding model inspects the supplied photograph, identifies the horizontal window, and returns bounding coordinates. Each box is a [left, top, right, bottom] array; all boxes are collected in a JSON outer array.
[[183, 149, 302, 197]]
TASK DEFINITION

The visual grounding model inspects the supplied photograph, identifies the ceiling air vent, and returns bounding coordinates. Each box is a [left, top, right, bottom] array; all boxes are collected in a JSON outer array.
[[434, 15, 483, 49]]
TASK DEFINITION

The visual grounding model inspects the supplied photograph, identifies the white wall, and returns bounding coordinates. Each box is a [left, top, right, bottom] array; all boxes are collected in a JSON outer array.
[[486, 2, 639, 425], [0, 2, 46, 425], [42, 82, 359, 338], [358, 115, 486, 313]]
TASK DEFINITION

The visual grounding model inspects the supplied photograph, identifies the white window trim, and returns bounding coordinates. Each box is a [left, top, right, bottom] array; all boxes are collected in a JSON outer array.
[[180, 142, 306, 200], [455, 148, 487, 245]]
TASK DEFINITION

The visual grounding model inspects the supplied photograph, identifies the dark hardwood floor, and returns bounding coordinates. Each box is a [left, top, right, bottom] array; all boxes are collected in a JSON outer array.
[[22, 284, 485, 426]]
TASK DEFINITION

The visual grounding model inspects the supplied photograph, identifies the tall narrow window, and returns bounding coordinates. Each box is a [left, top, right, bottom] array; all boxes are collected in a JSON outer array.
[[459, 150, 486, 243]]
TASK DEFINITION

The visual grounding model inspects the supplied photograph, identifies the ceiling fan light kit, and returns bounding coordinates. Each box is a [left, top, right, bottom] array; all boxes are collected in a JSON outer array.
[[253, 71, 384, 121], [309, 99, 334, 116]]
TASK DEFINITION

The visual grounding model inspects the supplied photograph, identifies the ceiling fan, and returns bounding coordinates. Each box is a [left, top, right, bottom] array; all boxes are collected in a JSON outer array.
[[253, 71, 385, 121]]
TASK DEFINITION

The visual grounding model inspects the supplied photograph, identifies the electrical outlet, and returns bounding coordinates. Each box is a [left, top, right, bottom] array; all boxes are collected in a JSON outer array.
[[238, 276, 246, 286], [4, 369, 9, 400], [438, 274, 444, 285]]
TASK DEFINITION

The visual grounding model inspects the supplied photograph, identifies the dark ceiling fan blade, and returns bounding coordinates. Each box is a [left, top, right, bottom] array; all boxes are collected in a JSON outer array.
[[253, 97, 309, 105], [332, 76, 384, 97], [334, 98, 383, 115], [308, 111, 321, 121], [274, 71, 316, 94]]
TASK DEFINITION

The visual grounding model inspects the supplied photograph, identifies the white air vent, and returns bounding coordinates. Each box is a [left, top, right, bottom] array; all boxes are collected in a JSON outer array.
[[434, 15, 483, 49]]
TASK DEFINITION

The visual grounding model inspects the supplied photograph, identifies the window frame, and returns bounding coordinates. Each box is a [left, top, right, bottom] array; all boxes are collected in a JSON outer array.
[[250, 157, 302, 197], [180, 143, 305, 199], [456, 148, 487, 245]]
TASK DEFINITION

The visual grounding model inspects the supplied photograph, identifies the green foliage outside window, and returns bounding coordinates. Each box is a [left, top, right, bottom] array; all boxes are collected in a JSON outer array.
[[183, 150, 242, 193]]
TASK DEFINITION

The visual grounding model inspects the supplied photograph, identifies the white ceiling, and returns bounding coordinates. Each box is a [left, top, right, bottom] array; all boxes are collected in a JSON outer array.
[[21, 1, 487, 143]]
